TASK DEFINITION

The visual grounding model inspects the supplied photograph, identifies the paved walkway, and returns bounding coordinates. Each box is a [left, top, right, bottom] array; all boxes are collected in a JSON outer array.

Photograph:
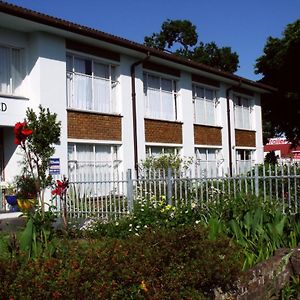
[[0, 212, 26, 232]]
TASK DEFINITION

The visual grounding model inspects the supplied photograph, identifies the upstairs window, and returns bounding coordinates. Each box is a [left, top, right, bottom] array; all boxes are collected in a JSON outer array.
[[0, 45, 23, 95], [144, 73, 177, 121], [67, 54, 118, 114], [193, 85, 218, 126], [234, 95, 253, 129]]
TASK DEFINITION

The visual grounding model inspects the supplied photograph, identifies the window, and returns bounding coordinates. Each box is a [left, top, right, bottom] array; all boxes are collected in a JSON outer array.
[[234, 95, 252, 129], [236, 149, 254, 174], [146, 146, 180, 157], [195, 148, 220, 177], [144, 73, 177, 121], [0, 45, 23, 95], [68, 143, 121, 181], [66, 54, 118, 113], [193, 85, 217, 125]]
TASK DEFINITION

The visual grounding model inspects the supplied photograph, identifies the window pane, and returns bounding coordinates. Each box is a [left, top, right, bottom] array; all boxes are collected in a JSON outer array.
[[206, 99, 215, 125], [74, 73, 93, 110], [147, 89, 161, 118], [195, 86, 204, 98], [94, 62, 109, 79], [94, 77, 110, 112], [161, 90, 174, 120], [235, 106, 243, 128], [74, 57, 87, 74], [194, 98, 205, 124], [205, 88, 214, 100], [11, 49, 22, 94], [161, 78, 172, 92], [148, 75, 160, 90], [0, 46, 11, 94], [66, 55, 72, 72]]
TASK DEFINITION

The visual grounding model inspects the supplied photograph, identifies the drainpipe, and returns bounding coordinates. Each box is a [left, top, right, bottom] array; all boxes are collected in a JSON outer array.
[[226, 80, 242, 177], [131, 52, 150, 177], [226, 87, 233, 177]]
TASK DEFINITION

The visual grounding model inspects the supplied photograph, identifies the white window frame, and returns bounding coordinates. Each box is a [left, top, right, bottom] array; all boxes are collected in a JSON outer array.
[[0, 44, 24, 96], [234, 94, 253, 130], [68, 142, 121, 182], [143, 72, 178, 121], [146, 145, 180, 157], [66, 53, 119, 114], [192, 84, 218, 126], [235, 148, 255, 174], [195, 147, 221, 177]]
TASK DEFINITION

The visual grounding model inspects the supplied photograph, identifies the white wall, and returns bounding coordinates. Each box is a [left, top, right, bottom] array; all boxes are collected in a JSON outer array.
[[119, 55, 136, 173], [180, 72, 195, 159], [0, 29, 68, 182]]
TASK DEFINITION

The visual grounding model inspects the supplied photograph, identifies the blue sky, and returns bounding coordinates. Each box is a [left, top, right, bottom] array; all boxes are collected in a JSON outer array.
[[4, 0, 300, 80]]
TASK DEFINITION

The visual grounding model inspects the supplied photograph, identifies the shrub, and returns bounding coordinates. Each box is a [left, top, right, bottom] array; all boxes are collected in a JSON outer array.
[[0, 225, 242, 299]]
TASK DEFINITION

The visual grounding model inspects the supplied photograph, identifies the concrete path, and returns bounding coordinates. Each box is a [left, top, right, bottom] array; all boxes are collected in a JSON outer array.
[[0, 212, 26, 232]]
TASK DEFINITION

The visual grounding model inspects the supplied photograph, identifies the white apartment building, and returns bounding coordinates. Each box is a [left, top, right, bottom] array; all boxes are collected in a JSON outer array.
[[0, 2, 275, 183]]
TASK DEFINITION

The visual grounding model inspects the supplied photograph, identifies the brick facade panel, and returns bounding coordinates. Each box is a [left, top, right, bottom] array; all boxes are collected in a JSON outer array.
[[145, 119, 182, 144], [235, 129, 256, 147], [194, 125, 222, 145], [67, 111, 122, 141]]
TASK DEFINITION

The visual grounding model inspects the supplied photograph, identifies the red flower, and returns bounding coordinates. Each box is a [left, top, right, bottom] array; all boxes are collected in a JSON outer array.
[[52, 178, 69, 197], [14, 122, 33, 145]]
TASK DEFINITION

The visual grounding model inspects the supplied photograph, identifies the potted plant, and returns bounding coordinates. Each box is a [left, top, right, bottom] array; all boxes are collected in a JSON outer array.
[[0, 181, 18, 206], [15, 175, 38, 210]]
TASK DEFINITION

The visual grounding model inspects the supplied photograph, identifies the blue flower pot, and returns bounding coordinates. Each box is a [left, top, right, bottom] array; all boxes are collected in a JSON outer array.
[[5, 195, 17, 206], [10, 205, 19, 212]]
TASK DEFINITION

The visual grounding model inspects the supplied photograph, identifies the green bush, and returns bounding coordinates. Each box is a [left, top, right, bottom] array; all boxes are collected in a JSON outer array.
[[0, 225, 242, 299]]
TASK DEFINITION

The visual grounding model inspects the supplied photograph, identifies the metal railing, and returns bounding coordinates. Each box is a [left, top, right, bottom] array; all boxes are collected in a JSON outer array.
[[63, 163, 300, 219]]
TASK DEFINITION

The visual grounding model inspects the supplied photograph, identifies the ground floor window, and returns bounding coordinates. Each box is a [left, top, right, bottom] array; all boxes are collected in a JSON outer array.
[[236, 149, 254, 174], [146, 146, 180, 157], [68, 143, 121, 181], [195, 148, 220, 177]]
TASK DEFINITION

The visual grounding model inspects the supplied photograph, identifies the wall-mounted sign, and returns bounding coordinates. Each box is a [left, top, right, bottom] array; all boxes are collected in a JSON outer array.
[[49, 158, 60, 175]]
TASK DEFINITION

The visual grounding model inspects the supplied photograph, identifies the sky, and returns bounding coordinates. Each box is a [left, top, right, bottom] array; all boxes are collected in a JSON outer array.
[[4, 0, 300, 80]]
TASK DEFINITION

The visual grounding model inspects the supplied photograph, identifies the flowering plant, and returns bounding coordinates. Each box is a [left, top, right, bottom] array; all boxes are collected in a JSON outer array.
[[14, 122, 33, 145], [52, 176, 69, 229], [52, 177, 69, 197], [14, 105, 61, 214]]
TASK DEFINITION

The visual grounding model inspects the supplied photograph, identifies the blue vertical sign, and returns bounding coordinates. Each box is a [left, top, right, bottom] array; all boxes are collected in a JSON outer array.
[[49, 158, 60, 175]]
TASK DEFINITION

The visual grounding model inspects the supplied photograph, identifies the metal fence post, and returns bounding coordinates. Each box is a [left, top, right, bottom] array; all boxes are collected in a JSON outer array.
[[167, 167, 173, 205], [126, 169, 133, 212], [254, 164, 259, 197]]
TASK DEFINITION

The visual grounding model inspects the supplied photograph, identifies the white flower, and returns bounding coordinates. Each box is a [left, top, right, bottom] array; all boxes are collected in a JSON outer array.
[[0, 181, 9, 189], [195, 220, 200, 224], [115, 222, 119, 226]]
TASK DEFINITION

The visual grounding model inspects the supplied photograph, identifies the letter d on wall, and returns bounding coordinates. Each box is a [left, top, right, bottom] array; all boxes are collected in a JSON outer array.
[[1, 102, 7, 112]]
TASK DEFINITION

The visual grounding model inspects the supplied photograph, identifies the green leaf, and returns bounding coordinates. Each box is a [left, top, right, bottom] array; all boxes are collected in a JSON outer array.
[[20, 218, 33, 255]]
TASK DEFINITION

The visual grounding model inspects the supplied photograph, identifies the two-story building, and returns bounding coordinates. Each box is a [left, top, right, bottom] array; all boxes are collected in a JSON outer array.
[[0, 1, 275, 184]]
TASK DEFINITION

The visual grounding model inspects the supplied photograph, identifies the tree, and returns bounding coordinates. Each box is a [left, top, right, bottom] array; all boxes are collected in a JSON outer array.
[[255, 20, 300, 146], [144, 19, 239, 73]]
